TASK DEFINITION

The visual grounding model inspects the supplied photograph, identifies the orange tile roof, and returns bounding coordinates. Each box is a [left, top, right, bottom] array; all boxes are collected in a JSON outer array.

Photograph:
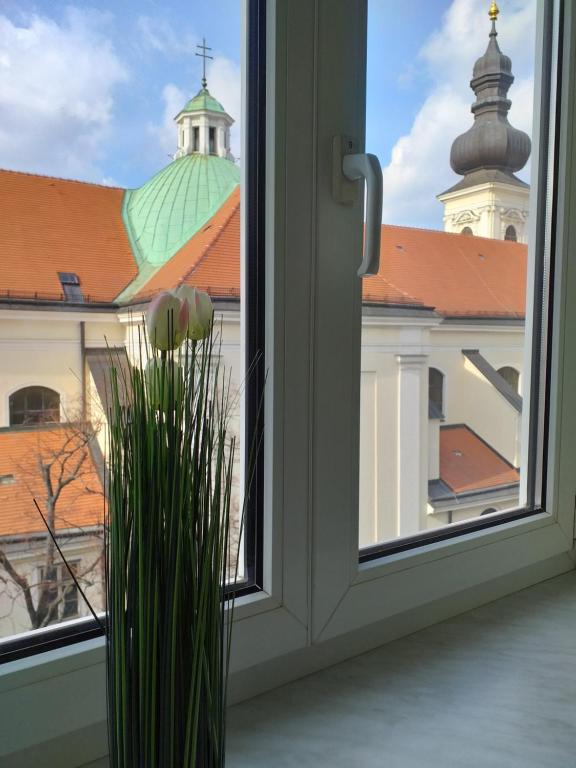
[[0, 169, 137, 303], [133, 186, 240, 301], [439, 424, 519, 495], [0, 168, 527, 317], [0, 426, 104, 537], [133, 194, 526, 317], [365, 226, 527, 317]]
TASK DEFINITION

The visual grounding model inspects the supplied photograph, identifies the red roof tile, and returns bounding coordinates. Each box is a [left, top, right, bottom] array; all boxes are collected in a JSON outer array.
[[0, 169, 528, 317], [439, 424, 519, 495], [366, 226, 527, 317], [134, 196, 527, 317], [0, 426, 104, 537], [0, 169, 137, 303]]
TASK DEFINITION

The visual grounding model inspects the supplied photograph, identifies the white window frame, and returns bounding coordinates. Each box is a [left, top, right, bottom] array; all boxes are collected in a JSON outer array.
[[308, 0, 575, 646], [1, 1, 576, 764]]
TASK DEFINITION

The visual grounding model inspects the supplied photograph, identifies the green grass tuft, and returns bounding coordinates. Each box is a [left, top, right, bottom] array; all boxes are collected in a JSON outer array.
[[105, 327, 242, 768]]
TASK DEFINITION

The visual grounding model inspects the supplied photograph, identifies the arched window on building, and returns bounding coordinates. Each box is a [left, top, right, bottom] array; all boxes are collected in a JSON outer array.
[[460, 226, 473, 235], [429, 368, 444, 418], [504, 224, 518, 241], [9, 386, 60, 426], [498, 366, 520, 394], [481, 507, 498, 516]]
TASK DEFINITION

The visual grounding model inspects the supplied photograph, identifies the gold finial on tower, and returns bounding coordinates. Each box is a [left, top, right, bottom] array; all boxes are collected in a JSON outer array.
[[489, 2, 500, 22]]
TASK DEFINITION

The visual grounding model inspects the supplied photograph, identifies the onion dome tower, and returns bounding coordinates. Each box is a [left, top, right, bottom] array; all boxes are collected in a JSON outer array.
[[437, 3, 531, 242], [118, 39, 239, 300]]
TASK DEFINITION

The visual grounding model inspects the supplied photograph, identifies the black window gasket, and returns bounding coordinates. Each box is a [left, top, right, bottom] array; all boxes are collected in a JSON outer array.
[[228, 0, 267, 599]]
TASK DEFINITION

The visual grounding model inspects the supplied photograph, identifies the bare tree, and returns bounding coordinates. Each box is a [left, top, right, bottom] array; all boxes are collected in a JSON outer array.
[[0, 420, 105, 632]]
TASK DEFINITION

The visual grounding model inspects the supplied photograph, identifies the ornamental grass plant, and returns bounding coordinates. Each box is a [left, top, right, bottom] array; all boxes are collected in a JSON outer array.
[[105, 288, 244, 768]]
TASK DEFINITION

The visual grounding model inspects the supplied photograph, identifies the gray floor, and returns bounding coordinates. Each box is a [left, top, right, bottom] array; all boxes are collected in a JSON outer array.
[[226, 572, 576, 767]]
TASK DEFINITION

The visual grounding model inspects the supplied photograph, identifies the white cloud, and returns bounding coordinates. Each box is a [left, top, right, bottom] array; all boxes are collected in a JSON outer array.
[[136, 16, 196, 56], [375, 0, 536, 228], [206, 56, 241, 158], [148, 83, 188, 159], [0, 8, 128, 181], [149, 56, 242, 162]]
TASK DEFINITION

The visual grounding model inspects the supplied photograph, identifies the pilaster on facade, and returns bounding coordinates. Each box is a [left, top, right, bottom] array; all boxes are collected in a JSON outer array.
[[395, 353, 429, 537]]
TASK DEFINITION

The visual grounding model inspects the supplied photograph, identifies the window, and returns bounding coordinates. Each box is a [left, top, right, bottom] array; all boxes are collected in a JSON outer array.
[[311, 0, 574, 669], [498, 366, 520, 393], [429, 368, 444, 418], [481, 507, 498, 516], [38, 563, 79, 624], [505, 224, 518, 241], [57, 272, 83, 302], [0, 0, 265, 659], [9, 386, 60, 425], [356, 0, 551, 553]]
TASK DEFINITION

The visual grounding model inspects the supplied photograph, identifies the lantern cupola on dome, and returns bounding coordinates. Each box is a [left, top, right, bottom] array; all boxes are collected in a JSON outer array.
[[174, 38, 235, 162]]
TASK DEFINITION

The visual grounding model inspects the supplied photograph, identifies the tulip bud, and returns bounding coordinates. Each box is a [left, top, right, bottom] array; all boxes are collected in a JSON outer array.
[[174, 285, 214, 341], [146, 291, 189, 351], [145, 358, 184, 410]]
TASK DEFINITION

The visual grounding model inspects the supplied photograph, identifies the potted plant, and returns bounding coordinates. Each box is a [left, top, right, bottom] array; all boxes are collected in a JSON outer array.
[[104, 286, 244, 767]]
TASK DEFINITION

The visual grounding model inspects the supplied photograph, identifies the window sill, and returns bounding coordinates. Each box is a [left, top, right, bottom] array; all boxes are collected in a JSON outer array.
[[356, 509, 557, 584]]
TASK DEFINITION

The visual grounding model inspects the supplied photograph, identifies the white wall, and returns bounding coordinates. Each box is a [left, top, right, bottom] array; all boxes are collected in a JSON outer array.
[[439, 182, 530, 243], [0, 537, 104, 639], [359, 314, 524, 547], [0, 309, 124, 427]]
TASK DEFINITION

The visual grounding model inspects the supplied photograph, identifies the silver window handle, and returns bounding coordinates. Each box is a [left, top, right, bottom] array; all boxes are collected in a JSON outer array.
[[342, 152, 383, 277]]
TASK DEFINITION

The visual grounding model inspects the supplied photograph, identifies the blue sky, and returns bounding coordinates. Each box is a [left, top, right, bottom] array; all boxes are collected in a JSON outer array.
[[0, 0, 535, 229]]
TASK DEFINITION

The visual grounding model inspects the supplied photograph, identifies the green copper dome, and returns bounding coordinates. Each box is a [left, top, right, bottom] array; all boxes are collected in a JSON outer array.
[[180, 87, 227, 115], [121, 154, 239, 268]]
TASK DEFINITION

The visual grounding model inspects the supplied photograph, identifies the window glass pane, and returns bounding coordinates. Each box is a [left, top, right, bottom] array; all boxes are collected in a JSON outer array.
[[498, 366, 520, 393], [9, 387, 61, 425], [359, 0, 546, 550], [0, 0, 255, 647]]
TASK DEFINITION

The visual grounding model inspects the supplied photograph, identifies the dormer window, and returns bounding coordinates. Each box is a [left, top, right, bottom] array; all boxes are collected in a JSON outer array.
[[58, 272, 83, 302]]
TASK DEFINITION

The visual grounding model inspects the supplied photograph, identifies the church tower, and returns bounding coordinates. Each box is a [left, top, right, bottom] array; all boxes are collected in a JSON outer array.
[[437, 3, 531, 243]]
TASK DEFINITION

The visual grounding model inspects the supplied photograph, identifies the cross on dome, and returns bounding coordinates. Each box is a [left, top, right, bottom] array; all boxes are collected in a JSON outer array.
[[195, 37, 213, 90]]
